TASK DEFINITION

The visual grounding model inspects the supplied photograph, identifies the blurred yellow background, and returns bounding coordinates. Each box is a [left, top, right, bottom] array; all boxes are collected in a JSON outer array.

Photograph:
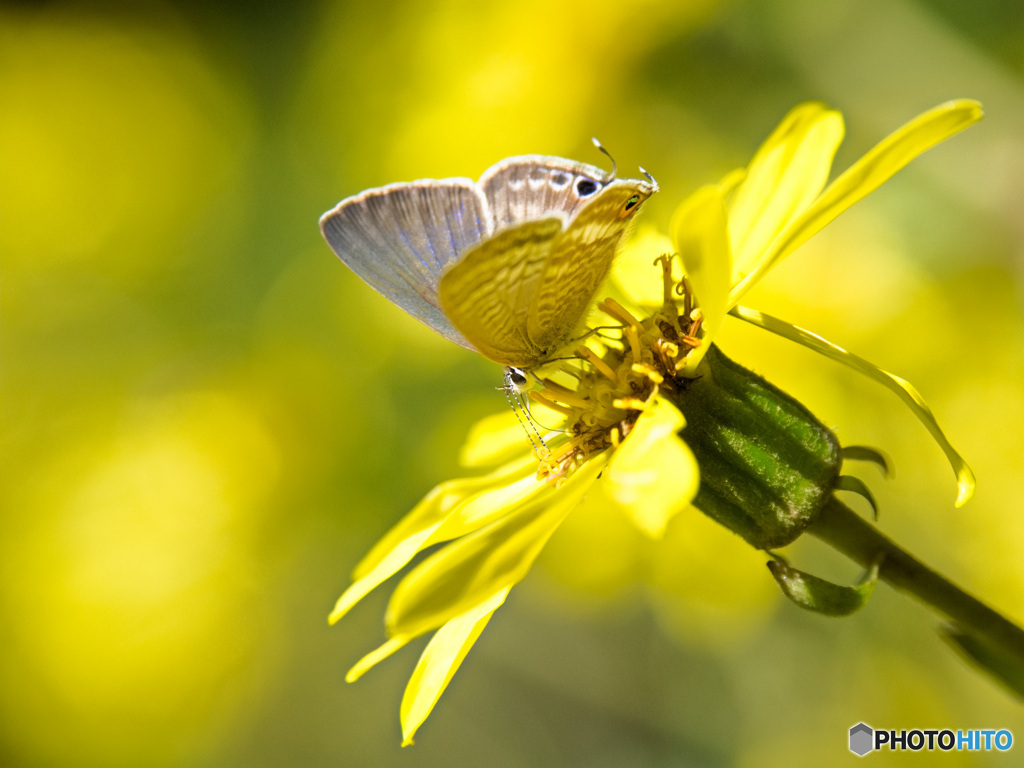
[[2, 0, 1022, 765]]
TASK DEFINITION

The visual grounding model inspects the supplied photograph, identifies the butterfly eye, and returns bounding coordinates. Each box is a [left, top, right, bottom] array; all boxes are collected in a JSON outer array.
[[505, 367, 528, 389], [575, 178, 598, 196]]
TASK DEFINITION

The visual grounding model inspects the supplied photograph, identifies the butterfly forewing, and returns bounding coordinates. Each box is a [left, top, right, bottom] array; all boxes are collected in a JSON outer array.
[[479, 156, 614, 232], [320, 180, 491, 348], [437, 217, 565, 368], [527, 184, 651, 354]]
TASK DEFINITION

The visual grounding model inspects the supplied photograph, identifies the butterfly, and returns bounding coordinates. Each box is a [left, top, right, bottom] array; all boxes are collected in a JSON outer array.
[[319, 148, 657, 372]]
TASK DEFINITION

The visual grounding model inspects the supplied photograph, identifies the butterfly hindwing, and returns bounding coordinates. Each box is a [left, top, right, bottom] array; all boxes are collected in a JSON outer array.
[[527, 184, 643, 354], [438, 216, 565, 368]]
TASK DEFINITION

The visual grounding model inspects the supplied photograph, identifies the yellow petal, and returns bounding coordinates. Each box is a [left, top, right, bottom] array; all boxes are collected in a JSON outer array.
[[670, 185, 733, 375], [399, 588, 510, 746], [432, 470, 548, 536], [717, 167, 747, 202], [459, 411, 533, 468], [345, 636, 410, 683], [731, 305, 975, 507], [351, 475, 497, 580], [385, 456, 607, 639], [731, 100, 983, 305], [330, 492, 455, 624], [605, 396, 699, 537], [727, 103, 844, 282], [329, 455, 538, 624], [459, 405, 565, 468]]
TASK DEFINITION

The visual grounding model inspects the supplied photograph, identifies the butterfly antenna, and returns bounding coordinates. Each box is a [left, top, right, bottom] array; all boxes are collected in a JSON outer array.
[[639, 165, 659, 192], [591, 137, 617, 180], [503, 368, 548, 456]]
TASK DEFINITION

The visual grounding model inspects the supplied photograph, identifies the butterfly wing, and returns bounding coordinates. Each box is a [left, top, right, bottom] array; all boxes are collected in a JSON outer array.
[[320, 156, 656, 366], [437, 216, 565, 368], [527, 182, 653, 355], [478, 156, 614, 231], [319, 180, 491, 348]]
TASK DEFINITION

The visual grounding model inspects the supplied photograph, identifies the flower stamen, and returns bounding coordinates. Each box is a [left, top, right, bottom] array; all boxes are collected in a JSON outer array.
[[613, 397, 649, 410], [528, 390, 574, 416], [631, 363, 664, 385], [597, 297, 642, 328], [525, 258, 703, 484], [576, 346, 618, 382]]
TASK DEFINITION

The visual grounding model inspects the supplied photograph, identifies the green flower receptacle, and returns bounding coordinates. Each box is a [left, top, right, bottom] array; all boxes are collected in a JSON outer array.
[[673, 344, 841, 549]]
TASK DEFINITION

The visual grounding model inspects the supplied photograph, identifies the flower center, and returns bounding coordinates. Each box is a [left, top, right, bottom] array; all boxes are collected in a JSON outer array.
[[534, 254, 702, 482]]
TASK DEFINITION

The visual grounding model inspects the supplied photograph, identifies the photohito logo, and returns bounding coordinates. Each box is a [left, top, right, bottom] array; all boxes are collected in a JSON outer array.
[[848, 723, 1013, 756]]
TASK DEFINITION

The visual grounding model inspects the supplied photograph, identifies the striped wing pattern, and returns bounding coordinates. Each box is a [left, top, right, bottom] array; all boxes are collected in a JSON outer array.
[[437, 217, 564, 368], [527, 186, 640, 354]]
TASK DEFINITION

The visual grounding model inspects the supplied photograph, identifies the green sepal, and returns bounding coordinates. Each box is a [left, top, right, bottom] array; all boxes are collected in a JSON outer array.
[[834, 475, 879, 519], [943, 624, 1024, 700], [767, 555, 880, 616], [672, 344, 841, 548], [841, 445, 893, 477]]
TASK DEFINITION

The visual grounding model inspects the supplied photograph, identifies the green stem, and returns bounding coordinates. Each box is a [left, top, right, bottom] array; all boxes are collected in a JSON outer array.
[[809, 496, 1024, 691]]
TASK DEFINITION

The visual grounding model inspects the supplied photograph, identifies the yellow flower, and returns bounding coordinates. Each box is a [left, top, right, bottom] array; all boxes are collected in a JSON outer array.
[[669, 100, 980, 505], [331, 100, 981, 745], [334, 281, 700, 744]]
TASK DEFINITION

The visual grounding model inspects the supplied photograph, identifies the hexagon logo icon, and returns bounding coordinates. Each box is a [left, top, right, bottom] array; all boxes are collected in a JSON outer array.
[[849, 723, 873, 756]]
